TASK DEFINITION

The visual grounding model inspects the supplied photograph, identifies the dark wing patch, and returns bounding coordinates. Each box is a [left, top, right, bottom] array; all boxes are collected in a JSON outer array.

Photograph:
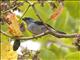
[[34, 21, 54, 28], [34, 21, 44, 25], [35, 21, 66, 34], [13, 40, 20, 51]]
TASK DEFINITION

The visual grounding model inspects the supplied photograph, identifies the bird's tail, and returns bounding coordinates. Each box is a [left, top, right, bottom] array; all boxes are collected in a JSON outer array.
[[47, 24, 66, 34]]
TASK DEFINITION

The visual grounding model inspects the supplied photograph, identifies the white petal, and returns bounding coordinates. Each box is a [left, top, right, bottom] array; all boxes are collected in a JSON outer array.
[[16, 47, 23, 55], [10, 40, 14, 46], [21, 40, 41, 51], [13, 10, 22, 17]]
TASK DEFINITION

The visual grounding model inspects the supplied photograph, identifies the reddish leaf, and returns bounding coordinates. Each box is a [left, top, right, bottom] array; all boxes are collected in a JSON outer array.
[[50, 5, 64, 20], [4, 12, 22, 37]]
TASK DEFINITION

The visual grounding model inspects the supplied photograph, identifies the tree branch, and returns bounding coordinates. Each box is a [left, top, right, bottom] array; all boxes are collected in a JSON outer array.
[[48, 27, 80, 38], [1, 5, 19, 14], [25, 0, 45, 22], [0, 30, 12, 37], [17, 31, 49, 40], [0, 28, 80, 40], [1, 1, 24, 14], [0, 29, 49, 40]]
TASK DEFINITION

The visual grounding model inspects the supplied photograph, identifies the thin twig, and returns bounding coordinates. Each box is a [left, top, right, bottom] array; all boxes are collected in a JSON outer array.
[[32, 4, 43, 21], [1, 1, 24, 14], [25, 1, 43, 21], [1, 5, 20, 14], [20, 5, 30, 20], [0, 30, 12, 37], [51, 32, 79, 38], [0, 29, 49, 40], [16, 31, 49, 40]]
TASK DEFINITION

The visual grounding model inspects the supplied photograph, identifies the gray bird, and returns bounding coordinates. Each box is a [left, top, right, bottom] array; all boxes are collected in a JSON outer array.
[[22, 17, 48, 35], [22, 17, 66, 35]]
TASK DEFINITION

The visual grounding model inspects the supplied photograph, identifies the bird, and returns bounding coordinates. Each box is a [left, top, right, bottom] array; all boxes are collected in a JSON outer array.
[[22, 17, 48, 35], [22, 17, 66, 35]]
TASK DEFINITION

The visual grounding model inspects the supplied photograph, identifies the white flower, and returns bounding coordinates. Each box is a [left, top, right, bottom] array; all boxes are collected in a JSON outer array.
[[21, 40, 41, 51], [13, 10, 22, 17], [16, 47, 23, 55], [10, 40, 14, 45]]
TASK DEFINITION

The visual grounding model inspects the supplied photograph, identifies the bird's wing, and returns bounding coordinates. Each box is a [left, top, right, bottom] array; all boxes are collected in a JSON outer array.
[[34, 21, 44, 25], [34, 21, 66, 34], [34, 21, 54, 28], [34, 21, 55, 29], [28, 23, 43, 35]]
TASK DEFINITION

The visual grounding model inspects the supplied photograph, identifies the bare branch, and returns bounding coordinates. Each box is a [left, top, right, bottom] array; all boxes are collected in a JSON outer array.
[[0, 29, 49, 40], [32, 4, 43, 21], [1, 1, 24, 14], [17, 28, 80, 40], [0, 30, 12, 37], [49, 27, 80, 38], [16, 31, 49, 40], [1, 5, 20, 14], [25, 1, 43, 21]]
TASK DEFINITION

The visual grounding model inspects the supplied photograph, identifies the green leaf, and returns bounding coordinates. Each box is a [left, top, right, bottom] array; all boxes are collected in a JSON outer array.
[[1, 34, 9, 42], [65, 52, 80, 60], [64, 1, 80, 19], [39, 48, 57, 60], [49, 43, 69, 60]]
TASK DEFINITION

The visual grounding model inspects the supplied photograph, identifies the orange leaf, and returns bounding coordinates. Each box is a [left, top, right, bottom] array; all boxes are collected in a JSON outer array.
[[5, 12, 22, 37], [50, 5, 64, 20]]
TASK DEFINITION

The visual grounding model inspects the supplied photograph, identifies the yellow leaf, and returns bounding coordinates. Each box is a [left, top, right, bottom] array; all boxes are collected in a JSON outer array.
[[1, 41, 17, 60]]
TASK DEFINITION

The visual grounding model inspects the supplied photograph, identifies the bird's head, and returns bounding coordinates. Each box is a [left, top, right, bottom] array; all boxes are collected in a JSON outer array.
[[22, 17, 34, 24]]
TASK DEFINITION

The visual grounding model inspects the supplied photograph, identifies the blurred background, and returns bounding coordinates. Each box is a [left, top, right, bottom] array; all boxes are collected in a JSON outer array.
[[0, 0, 80, 60]]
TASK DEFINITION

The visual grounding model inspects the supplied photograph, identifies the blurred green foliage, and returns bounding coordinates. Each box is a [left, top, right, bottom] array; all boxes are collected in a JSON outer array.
[[1, 1, 80, 60]]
